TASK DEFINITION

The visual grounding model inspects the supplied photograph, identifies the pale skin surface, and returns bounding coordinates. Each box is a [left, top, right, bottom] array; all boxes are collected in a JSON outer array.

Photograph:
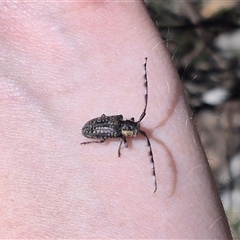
[[0, 2, 233, 239]]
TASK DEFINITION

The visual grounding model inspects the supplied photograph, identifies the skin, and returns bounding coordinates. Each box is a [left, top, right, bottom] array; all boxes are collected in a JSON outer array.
[[0, 1, 233, 238]]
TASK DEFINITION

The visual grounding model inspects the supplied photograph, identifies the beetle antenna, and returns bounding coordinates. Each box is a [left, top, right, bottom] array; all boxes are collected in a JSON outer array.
[[139, 130, 157, 193], [138, 57, 148, 122]]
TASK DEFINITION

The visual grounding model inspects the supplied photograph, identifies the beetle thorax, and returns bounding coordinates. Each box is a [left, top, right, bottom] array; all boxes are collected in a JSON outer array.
[[121, 120, 140, 137]]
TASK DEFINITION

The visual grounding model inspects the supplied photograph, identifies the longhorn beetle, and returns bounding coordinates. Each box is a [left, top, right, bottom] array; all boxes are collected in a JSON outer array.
[[81, 58, 157, 193]]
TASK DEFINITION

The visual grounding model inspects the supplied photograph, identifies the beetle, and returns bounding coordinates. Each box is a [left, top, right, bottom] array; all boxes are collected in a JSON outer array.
[[81, 58, 157, 193]]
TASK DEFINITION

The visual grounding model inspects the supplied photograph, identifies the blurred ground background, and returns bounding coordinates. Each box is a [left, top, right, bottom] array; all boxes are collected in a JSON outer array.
[[146, 1, 240, 238]]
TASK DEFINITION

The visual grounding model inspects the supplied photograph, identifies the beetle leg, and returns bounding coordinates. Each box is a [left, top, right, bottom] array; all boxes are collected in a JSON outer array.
[[81, 139, 106, 145], [118, 137, 128, 157], [123, 137, 128, 148]]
